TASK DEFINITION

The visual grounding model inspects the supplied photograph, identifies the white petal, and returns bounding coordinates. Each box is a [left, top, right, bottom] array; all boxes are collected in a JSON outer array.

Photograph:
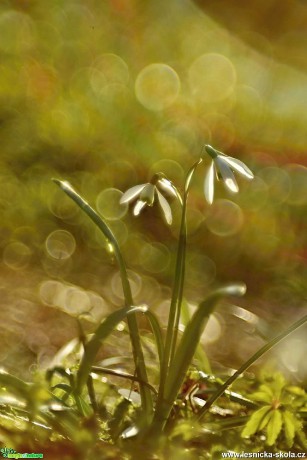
[[204, 161, 215, 204], [223, 156, 254, 180], [120, 184, 146, 204], [133, 200, 146, 216], [157, 178, 177, 198], [215, 157, 239, 193], [156, 190, 172, 225]]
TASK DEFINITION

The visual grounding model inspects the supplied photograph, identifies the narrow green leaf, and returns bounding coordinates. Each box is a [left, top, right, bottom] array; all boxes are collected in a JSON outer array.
[[74, 393, 93, 417], [0, 369, 30, 399], [51, 383, 73, 394], [163, 284, 246, 417], [76, 305, 147, 393], [46, 366, 74, 387], [266, 410, 282, 445], [144, 309, 164, 369], [53, 179, 153, 416], [241, 405, 271, 438], [197, 314, 307, 421], [181, 299, 212, 374], [282, 410, 296, 448], [109, 398, 131, 440]]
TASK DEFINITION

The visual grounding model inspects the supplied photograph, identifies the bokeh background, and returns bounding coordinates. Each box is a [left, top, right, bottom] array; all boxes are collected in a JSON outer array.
[[0, 0, 306, 383]]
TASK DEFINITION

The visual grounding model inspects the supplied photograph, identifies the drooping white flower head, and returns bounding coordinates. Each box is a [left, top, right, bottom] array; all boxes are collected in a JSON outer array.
[[120, 173, 178, 225], [203, 144, 254, 204]]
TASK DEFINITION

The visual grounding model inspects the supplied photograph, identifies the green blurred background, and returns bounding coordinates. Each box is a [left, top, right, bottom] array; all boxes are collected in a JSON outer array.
[[0, 0, 306, 382]]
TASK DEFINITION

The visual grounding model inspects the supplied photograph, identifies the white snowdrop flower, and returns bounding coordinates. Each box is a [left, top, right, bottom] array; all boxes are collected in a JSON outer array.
[[120, 173, 178, 225], [203, 144, 254, 204]]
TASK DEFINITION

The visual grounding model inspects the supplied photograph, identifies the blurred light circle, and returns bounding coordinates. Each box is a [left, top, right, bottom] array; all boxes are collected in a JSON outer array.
[[45, 230, 76, 260], [64, 287, 91, 315], [108, 160, 138, 187], [258, 167, 290, 204], [87, 291, 109, 322], [239, 176, 268, 211], [188, 53, 236, 103], [279, 338, 307, 378], [123, 233, 148, 265], [135, 63, 180, 111], [140, 276, 162, 306], [27, 330, 50, 353], [158, 119, 198, 150], [111, 270, 142, 300], [48, 188, 80, 220], [96, 188, 127, 220], [140, 242, 170, 274], [93, 53, 129, 86], [39, 280, 64, 306], [3, 241, 32, 270], [285, 164, 307, 206], [186, 208, 205, 235], [95, 219, 128, 248], [186, 253, 216, 288], [0, 10, 35, 54], [206, 199, 244, 236], [150, 159, 184, 185], [201, 314, 222, 344], [233, 85, 264, 135], [205, 113, 236, 149], [89, 68, 107, 95], [170, 206, 205, 237]]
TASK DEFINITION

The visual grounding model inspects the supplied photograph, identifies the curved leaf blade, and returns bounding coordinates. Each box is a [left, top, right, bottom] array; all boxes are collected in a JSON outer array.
[[164, 284, 246, 413], [76, 305, 147, 393]]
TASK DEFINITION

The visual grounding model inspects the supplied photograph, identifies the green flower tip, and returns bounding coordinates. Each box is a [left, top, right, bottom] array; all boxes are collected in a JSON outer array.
[[129, 304, 148, 314], [204, 144, 218, 159], [203, 145, 254, 205], [120, 173, 178, 225], [52, 178, 74, 193]]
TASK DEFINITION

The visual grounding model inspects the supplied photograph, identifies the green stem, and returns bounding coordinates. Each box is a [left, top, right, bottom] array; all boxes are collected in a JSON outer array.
[[52, 179, 153, 418], [196, 314, 307, 421], [155, 159, 202, 419]]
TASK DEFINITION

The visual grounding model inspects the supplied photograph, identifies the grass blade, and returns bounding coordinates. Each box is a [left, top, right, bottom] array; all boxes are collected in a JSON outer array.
[[154, 284, 246, 430], [196, 314, 307, 421], [144, 309, 164, 370], [76, 305, 147, 393], [0, 369, 30, 399]]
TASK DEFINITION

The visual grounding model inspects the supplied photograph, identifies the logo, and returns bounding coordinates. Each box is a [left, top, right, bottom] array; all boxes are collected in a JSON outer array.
[[0, 448, 43, 459]]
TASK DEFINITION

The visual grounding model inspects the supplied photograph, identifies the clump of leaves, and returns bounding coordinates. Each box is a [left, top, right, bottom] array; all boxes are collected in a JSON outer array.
[[242, 372, 307, 449]]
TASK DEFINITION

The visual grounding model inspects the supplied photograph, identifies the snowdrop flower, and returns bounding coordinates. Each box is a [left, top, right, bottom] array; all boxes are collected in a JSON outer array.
[[120, 173, 178, 225], [203, 144, 254, 204]]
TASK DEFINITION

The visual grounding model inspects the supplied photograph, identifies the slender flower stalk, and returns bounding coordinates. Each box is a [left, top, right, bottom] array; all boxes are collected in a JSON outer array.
[[154, 159, 202, 422], [203, 144, 254, 204]]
